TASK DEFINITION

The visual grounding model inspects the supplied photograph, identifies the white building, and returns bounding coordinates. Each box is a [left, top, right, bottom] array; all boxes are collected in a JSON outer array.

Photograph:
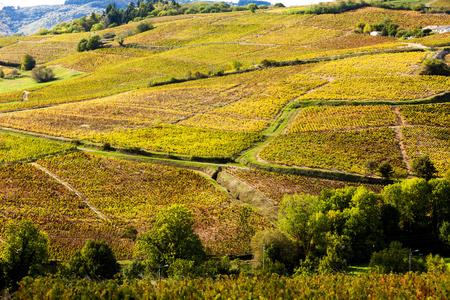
[[423, 25, 450, 34]]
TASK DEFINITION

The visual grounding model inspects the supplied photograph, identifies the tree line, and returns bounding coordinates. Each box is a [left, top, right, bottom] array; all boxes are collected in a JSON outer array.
[[292, 0, 450, 15], [36, 1, 272, 35]]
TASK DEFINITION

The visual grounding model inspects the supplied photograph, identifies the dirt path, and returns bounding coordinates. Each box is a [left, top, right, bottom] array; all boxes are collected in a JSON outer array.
[[31, 162, 110, 221], [403, 42, 429, 49], [392, 107, 412, 174], [22, 91, 30, 101]]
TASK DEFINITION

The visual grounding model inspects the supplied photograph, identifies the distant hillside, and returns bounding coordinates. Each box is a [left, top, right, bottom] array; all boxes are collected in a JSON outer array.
[[0, 1, 129, 36]]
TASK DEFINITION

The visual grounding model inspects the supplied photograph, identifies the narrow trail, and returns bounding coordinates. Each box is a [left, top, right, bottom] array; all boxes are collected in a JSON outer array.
[[0, 126, 74, 143], [31, 162, 110, 221], [392, 107, 412, 175]]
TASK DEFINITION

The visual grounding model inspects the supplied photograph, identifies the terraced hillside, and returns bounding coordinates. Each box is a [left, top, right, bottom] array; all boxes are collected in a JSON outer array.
[[1, 5, 450, 259]]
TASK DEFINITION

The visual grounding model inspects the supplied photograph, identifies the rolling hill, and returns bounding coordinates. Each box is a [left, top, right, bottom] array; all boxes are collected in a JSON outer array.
[[1, 4, 450, 260]]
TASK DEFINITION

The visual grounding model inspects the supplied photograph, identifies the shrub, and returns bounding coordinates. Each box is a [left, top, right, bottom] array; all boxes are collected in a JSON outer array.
[[193, 71, 207, 79], [77, 38, 88, 52], [419, 58, 450, 76], [364, 159, 379, 176], [121, 225, 138, 241], [167, 259, 200, 279], [86, 35, 103, 51], [317, 248, 347, 274], [369, 241, 425, 273], [247, 3, 258, 13], [21, 54, 36, 71], [102, 32, 116, 39], [136, 21, 154, 33], [91, 23, 105, 31], [0, 69, 4, 78], [232, 60, 243, 70], [6, 69, 20, 79], [261, 59, 280, 67], [31, 66, 55, 83], [122, 260, 147, 280]]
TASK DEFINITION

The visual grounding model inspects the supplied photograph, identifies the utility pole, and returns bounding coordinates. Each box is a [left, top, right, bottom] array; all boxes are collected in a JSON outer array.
[[159, 264, 169, 284], [409, 249, 418, 272], [263, 244, 266, 271]]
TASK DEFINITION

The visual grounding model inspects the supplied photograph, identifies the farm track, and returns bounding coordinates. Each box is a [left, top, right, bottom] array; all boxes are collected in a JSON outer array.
[[393, 106, 412, 175], [30, 162, 111, 221]]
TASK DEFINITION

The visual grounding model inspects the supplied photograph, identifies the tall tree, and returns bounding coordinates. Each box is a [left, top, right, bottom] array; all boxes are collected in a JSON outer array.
[[412, 155, 437, 181], [136, 205, 205, 265], [2, 219, 49, 290]]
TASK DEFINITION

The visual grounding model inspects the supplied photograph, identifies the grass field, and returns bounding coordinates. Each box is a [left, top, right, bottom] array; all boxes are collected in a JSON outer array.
[[0, 66, 84, 94]]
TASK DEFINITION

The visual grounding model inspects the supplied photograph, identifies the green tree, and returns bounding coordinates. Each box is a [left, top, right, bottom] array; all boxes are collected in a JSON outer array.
[[31, 66, 55, 83], [0, 69, 4, 79], [136, 205, 205, 265], [274, 3, 285, 7], [279, 194, 316, 257], [317, 247, 347, 274], [439, 221, 450, 246], [2, 219, 49, 290], [369, 241, 425, 273], [412, 155, 437, 181], [21, 54, 36, 71], [378, 161, 394, 180], [342, 187, 384, 261], [251, 229, 297, 273], [91, 23, 105, 31], [383, 178, 431, 231], [426, 254, 447, 274], [68, 239, 120, 280], [247, 3, 257, 13]]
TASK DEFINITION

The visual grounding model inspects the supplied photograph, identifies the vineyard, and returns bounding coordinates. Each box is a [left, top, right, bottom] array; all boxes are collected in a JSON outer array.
[[403, 126, 450, 176], [1, 3, 450, 269], [287, 105, 397, 133], [0, 163, 127, 260], [36, 152, 270, 256], [14, 273, 450, 299], [0, 132, 76, 163], [400, 102, 450, 127], [260, 127, 405, 174], [225, 167, 384, 204]]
